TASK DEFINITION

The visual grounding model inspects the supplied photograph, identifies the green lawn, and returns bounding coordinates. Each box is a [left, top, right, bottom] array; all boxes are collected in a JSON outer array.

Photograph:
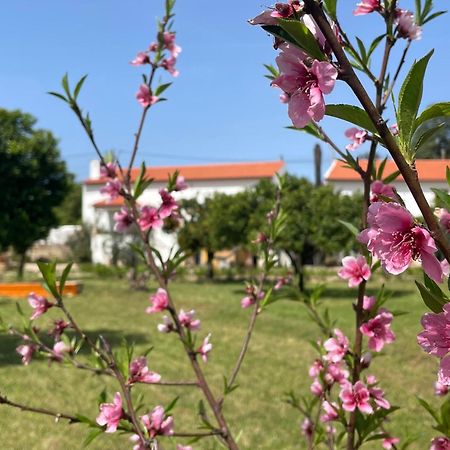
[[0, 273, 442, 449]]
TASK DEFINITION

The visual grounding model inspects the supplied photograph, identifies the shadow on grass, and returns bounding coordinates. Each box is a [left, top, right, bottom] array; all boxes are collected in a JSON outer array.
[[323, 285, 415, 300], [0, 329, 149, 367]]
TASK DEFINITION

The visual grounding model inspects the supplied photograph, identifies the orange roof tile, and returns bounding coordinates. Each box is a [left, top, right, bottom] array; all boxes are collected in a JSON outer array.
[[325, 159, 450, 182], [93, 198, 127, 208], [85, 161, 285, 185]]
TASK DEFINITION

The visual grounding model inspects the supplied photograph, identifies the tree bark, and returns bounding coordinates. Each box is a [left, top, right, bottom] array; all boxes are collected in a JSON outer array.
[[207, 251, 215, 279], [17, 252, 26, 280]]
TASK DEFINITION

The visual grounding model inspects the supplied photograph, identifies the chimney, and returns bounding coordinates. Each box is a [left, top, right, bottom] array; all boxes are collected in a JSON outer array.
[[89, 160, 101, 179]]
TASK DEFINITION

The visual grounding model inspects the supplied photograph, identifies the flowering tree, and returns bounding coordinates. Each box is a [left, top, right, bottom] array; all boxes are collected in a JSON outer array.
[[1, 0, 450, 449]]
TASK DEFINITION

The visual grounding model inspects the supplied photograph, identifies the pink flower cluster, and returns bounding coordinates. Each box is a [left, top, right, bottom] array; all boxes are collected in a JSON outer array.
[[132, 31, 181, 107], [436, 208, 450, 233], [370, 180, 397, 203], [430, 436, 450, 450], [345, 128, 367, 151], [96, 392, 123, 433], [417, 303, 450, 386], [250, 7, 338, 128], [146, 288, 169, 314], [99, 161, 123, 202], [140, 405, 174, 438], [241, 284, 264, 309], [359, 202, 443, 282], [28, 293, 54, 320], [128, 356, 161, 384], [360, 309, 396, 352], [338, 255, 371, 288], [353, 0, 382, 16]]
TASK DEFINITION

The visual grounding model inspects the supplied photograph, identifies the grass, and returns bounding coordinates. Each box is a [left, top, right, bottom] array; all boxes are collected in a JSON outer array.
[[0, 273, 442, 449]]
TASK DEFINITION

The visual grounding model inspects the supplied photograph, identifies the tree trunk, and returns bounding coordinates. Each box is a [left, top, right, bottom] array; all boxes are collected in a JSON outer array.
[[287, 251, 305, 293], [17, 252, 26, 280], [206, 251, 214, 279]]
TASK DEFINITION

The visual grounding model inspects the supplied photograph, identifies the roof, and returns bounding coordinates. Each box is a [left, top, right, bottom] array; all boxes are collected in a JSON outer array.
[[93, 198, 127, 208], [325, 159, 450, 182], [85, 161, 285, 185]]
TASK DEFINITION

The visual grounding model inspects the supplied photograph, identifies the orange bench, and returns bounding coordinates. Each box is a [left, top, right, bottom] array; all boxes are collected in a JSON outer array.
[[0, 282, 81, 299]]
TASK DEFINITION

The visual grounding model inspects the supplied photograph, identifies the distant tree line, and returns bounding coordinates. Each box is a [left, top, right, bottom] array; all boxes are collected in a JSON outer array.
[[177, 175, 362, 291]]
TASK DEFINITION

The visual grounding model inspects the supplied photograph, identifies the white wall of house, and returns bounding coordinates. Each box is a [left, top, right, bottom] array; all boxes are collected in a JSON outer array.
[[83, 161, 281, 264], [328, 180, 447, 217]]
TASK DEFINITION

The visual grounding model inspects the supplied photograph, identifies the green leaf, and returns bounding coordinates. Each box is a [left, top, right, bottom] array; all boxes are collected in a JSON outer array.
[[397, 50, 434, 159], [154, 82, 172, 96], [338, 220, 359, 237], [440, 397, 450, 430], [382, 170, 401, 184], [325, 104, 378, 134], [367, 34, 386, 60], [355, 37, 368, 64], [323, 0, 337, 18], [164, 396, 179, 415], [414, 122, 445, 154], [286, 123, 324, 140], [423, 10, 447, 25], [75, 414, 97, 426], [415, 281, 446, 313], [277, 19, 325, 61], [37, 261, 59, 299], [74, 75, 88, 100], [432, 188, 450, 210], [59, 262, 73, 296], [446, 166, 450, 187], [47, 92, 68, 103], [83, 428, 103, 447], [414, 102, 450, 131], [61, 73, 71, 98]]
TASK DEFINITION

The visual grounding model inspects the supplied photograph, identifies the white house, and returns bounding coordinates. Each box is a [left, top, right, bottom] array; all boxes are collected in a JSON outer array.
[[325, 158, 449, 216], [83, 160, 285, 264]]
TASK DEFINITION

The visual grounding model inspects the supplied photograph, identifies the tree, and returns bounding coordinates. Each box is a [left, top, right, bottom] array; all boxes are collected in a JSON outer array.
[[248, 176, 362, 291], [54, 177, 82, 224], [0, 109, 71, 277]]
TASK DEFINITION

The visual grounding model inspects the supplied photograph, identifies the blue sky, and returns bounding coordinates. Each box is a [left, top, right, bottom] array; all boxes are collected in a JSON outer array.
[[1, 1, 448, 181]]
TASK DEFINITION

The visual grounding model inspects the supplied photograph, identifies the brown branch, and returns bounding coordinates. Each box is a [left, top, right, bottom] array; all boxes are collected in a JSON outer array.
[[0, 394, 79, 423], [303, 0, 450, 265]]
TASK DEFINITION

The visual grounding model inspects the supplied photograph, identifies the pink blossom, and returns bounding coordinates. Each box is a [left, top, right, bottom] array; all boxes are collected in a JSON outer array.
[[320, 401, 339, 422], [157, 315, 174, 333], [359, 202, 443, 282], [113, 208, 133, 233], [96, 392, 123, 433], [369, 385, 390, 409], [48, 319, 70, 340], [198, 333, 212, 362], [275, 274, 291, 290], [345, 128, 367, 150], [178, 309, 201, 331], [435, 380, 449, 396], [100, 162, 117, 179], [252, 232, 268, 244], [324, 362, 349, 386], [370, 180, 397, 203], [360, 309, 395, 352], [159, 189, 178, 219], [360, 352, 372, 369], [338, 255, 371, 287], [138, 206, 163, 231], [16, 342, 35, 365], [353, 0, 381, 16], [390, 123, 399, 136], [270, 3, 295, 19], [272, 44, 337, 128], [136, 84, 158, 108], [383, 437, 400, 449], [249, 10, 279, 26], [301, 417, 313, 440], [130, 51, 150, 66], [141, 405, 174, 438], [177, 446, 193, 450], [146, 288, 169, 314], [241, 296, 255, 309], [52, 341, 70, 361], [100, 180, 122, 200], [174, 175, 188, 191], [160, 56, 179, 77], [129, 357, 161, 384], [436, 208, 450, 233], [340, 381, 373, 414], [439, 355, 450, 386], [395, 9, 422, 40], [28, 293, 53, 320], [310, 379, 323, 397], [430, 437, 450, 450], [324, 329, 349, 362], [163, 31, 181, 58], [309, 359, 323, 377], [363, 295, 376, 311]]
